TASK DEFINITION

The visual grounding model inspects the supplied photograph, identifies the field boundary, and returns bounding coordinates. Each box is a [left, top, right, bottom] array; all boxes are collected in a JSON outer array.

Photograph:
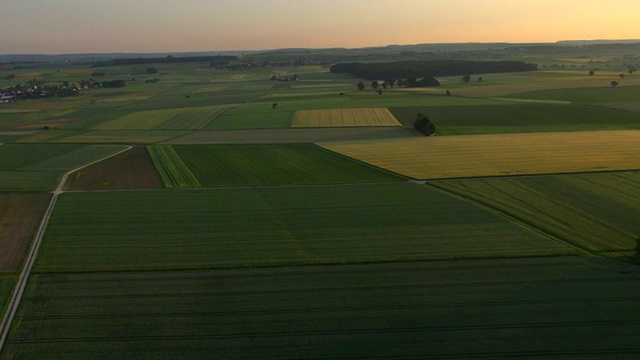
[[425, 181, 593, 256], [310, 143, 410, 181], [0, 146, 132, 352]]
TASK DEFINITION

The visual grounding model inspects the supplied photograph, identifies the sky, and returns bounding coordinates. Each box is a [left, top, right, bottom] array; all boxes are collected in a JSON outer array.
[[1, 0, 639, 54]]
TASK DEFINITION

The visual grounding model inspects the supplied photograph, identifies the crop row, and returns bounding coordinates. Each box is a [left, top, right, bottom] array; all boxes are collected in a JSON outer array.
[[146, 146, 201, 188], [33, 184, 572, 273], [431, 171, 640, 253], [6, 258, 640, 358]]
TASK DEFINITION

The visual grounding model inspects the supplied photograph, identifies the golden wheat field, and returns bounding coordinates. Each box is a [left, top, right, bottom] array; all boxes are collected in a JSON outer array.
[[291, 108, 402, 128], [320, 130, 640, 179]]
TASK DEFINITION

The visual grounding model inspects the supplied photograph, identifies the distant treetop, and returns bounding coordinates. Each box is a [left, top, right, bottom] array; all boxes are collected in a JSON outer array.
[[330, 60, 537, 80], [91, 55, 238, 68]]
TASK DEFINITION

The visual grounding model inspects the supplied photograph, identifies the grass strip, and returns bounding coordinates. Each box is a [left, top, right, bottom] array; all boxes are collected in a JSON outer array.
[[146, 146, 201, 188]]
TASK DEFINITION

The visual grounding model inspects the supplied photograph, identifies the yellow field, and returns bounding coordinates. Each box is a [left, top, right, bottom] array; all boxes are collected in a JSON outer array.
[[94, 109, 185, 130], [292, 108, 402, 128], [320, 130, 640, 179]]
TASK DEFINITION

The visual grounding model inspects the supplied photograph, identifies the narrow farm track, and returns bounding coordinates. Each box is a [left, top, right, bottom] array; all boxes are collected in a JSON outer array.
[[0, 146, 133, 352]]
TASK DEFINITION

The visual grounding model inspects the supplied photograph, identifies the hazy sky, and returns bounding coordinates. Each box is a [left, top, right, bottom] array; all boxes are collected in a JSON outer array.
[[1, 0, 639, 54]]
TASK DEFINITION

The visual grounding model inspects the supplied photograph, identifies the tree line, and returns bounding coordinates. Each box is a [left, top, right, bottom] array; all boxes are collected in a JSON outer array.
[[91, 55, 238, 68], [330, 60, 537, 80]]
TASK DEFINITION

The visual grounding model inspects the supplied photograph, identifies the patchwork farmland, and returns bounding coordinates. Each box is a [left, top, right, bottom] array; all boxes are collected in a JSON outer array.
[[2, 54, 640, 358]]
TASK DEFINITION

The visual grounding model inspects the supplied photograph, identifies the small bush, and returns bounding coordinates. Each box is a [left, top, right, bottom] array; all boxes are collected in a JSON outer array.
[[413, 113, 436, 136]]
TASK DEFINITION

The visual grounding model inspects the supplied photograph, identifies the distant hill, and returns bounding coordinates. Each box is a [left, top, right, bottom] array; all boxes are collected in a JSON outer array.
[[2, 39, 639, 64], [557, 39, 640, 46], [0, 51, 250, 64]]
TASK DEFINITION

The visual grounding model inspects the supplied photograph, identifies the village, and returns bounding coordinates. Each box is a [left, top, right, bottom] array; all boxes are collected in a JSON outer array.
[[0, 78, 126, 103]]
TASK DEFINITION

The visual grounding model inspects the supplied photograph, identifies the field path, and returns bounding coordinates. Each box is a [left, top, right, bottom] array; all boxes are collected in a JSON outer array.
[[0, 146, 132, 351]]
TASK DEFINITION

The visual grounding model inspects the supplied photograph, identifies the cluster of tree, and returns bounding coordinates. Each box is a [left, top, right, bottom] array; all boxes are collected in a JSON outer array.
[[91, 55, 237, 68], [357, 76, 440, 90], [331, 60, 537, 80], [146, 67, 158, 74], [101, 79, 126, 88], [270, 74, 299, 82], [145, 78, 161, 84], [413, 113, 436, 136]]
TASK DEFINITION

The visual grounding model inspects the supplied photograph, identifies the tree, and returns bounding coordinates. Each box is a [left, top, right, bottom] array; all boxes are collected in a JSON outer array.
[[478, 77, 483, 82], [371, 80, 379, 89], [357, 81, 365, 91], [272, 103, 278, 109], [445, 90, 451, 96], [611, 80, 619, 87], [413, 113, 436, 136], [146, 67, 158, 74], [589, 70, 595, 76], [619, 73, 626, 79], [461, 74, 471, 83]]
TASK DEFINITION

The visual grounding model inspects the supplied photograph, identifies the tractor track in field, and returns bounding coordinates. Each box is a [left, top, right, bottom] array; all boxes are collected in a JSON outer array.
[[0, 146, 133, 352]]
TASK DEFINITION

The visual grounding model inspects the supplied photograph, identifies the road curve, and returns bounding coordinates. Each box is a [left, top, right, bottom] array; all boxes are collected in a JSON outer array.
[[0, 146, 132, 351]]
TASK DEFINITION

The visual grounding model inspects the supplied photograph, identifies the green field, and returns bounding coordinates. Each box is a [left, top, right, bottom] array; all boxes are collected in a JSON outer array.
[[34, 184, 571, 272], [390, 104, 640, 135], [204, 111, 294, 130], [508, 85, 640, 104], [56, 130, 190, 144], [0, 144, 84, 169], [0, 144, 127, 191], [21, 145, 128, 171], [431, 171, 640, 255], [0, 171, 61, 191], [174, 144, 403, 186], [5, 257, 640, 359], [0, 277, 15, 315], [95, 106, 228, 130], [168, 127, 418, 144], [147, 146, 201, 188]]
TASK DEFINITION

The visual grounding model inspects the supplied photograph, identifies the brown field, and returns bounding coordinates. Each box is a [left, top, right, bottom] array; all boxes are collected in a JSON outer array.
[[0, 194, 51, 272], [291, 108, 402, 128], [65, 147, 163, 190], [320, 130, 640, 179]]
